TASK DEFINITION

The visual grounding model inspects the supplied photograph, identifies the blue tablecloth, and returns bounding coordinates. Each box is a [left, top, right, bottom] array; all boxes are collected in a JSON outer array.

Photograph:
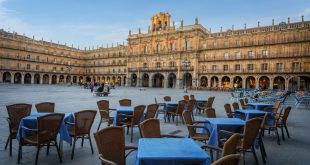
[[247, 103, 273, 110], [164, 101, 178, 111], [17, 112, 74, 144], [135, 138, 210, 165], [235, 110, 270, 120], [204, 118, 244, 147], [113, 106, 134, 126]]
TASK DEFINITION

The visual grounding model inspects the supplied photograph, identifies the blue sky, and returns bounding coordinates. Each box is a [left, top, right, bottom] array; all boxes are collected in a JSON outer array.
[[1, 0, 310, 48]]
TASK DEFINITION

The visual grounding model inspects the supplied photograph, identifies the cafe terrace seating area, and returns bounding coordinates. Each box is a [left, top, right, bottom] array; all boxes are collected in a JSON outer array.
[[0, 85, 309, 165]]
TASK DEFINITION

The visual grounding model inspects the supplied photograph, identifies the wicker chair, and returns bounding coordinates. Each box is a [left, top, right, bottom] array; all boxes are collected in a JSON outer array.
[[278, 106, 291, 140], [166, 100, 186, 126], [119, 99, 131, 106], [144, 104, 159, 120], [97, 100, 115, 131], [140, 119, 183, 138], [232, 102, 240, 111], [211, 154, 240, 165], [206, 108, 216, 118], [183, 95, 189, 101], [182, 110, 210, 143], [190, 94, 195, 100], [258, 113, 269, 163], [187, 99, 196, 120], [119, 105, 146, 142], [93, 126, 137, 165], [5, 103, 32, 156], [224, 104, 234, 118], [264, 100, 281, 114], [244, 98, 249, 104], [35, 102, 55, 113], [239, 99, 252, 109], [154, 98, 167, 122], [163, 96, 171, 101], [18, 113, 64, 165], [66, 110, 97, 160], [196, 96, 215, 115]]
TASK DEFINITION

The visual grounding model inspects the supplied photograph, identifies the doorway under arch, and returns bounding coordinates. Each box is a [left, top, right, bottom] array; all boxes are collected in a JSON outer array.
[[152, 73, 164, 88]]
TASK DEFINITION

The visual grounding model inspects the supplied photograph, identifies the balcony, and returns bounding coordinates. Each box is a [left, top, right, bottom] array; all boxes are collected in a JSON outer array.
[[198, 68, 306, 74]]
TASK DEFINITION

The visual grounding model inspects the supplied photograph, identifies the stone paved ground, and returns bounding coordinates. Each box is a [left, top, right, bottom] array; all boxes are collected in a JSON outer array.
[[0, 84, 309, 165]]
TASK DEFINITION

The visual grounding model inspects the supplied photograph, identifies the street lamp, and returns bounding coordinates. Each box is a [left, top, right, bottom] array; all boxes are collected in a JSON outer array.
[[182, 60, 191, 93], [66, 65, 72, 85]]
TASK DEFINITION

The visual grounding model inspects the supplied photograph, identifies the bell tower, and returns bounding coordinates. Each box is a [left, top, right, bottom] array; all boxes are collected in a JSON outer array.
[[151, 12, 171, 32]]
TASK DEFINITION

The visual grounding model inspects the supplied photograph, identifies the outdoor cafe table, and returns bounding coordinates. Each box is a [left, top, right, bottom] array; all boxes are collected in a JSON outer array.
[[247, 102, 273, 110], [135, 138, 211, 165], [235, 109, 271, 120], [17, 112, 74, 144], [204, 118, 245, 147], [113, 106, 135, 126]]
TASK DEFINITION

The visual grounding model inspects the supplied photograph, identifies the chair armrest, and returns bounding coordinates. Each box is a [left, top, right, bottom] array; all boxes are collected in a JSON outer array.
[[109, 108, 116, 111], [201, 144, 223, 152], [161, 134, 184, 138], [192, 120, 210, 124], [99, 154, 117, 165], [6, 117, 11, 124], [65, 121, 75, 125], [118, 114, 133, 118], [125, 145, 138, 158], [22, 126, 38, 132]]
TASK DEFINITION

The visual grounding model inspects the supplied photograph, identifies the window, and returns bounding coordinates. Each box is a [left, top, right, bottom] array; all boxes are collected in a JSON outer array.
[[292, 62, 300, 71], [36, 65, 40, 70], [169, 61, 175, 67], [26, 64, 31, 69], [235, 52, 241, 59], [184, 39, 190, 50], [27, 55, 30, 60], [212, 65, 217, 71], [171, 43, 176, 51], [118, 69, 121, 73], [224, 41, 229, 47], [54, 58, 56, 63], [262, 50, 268, 57], [113, 69, 115, 73], [156, 62, 161, 68], [213, 42, 217, 48], [53, 67, 56, 71], [261, 63, 268, 71], [36, 56, 40, 61], [202, 65, 206, 71], [203, 43, 207, 49], [247, 64, 254, 71], [17, 63, 20, 69], [224, 52, 229, 59], [47, 57, 49, 62], [144, 45, 148, 54], [236, 40, 241, 46], [276, 63, 283, 71], [124, 68, 126, 72], [235, 64, 241, 71], [248, 51, 255, 58], [143, 63, 148, 68], [61, 67, 64, 71], [223, 65, 229, 71]]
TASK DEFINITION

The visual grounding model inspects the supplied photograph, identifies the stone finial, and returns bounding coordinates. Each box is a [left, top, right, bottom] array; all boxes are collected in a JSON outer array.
[[195, 17, 199, 25], [302, 15, 304, 22], [138, 28, 141, 34], [220, 26, 222, 32], [258, 21, 260, 27], [78, 45, 79, 49], [180, 20, 184, 28], [123, 41, 125, 45], [148, 26, 150, 33], [72, 44, 73, 48], [209, 28, 211, 32], [112, 43, 114, 47], [288, 17, 290, 24], [244, 23, 247, 29], [129, 30, 131, 36], [33, 35, 34, 40], [232, 25, 234, 31], [107, 44, 108, 48], [272, 19, 274, 25]]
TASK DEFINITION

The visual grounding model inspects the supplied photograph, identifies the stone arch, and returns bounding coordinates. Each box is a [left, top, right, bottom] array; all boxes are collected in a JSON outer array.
[[24, 73, 32, 84], [210, 76, 219, 87], [245, 76, 256, 89], [66, 75, 71, 83], [233, 76, 242, 88], [78, 76, 83, 83], [102, 77, 106, 83], [43, 74, 49, 84], [200, 76, 208, 87], [273, 76, 285, 90], [117, 76, 122, 86], [131, 73, 137, 87], [86, 76, 91, 82], [183, 73, 192, 87], [112, 76, 116, 85], [142, 73, 149, 87], [289, 76, 310, 91], [59, 75, 65, 84], [14, 72, 22, 84], [152, 73, 164, 88], [34, 74, 40, 84], [51, 75, 57, 84], [221, 76, 230, 88], [168, 73, 176, 88], [259, 76, 270, 90], [73, 76, 77, 83], [3, 72, 11, 83], [107, 77, 111, 83]]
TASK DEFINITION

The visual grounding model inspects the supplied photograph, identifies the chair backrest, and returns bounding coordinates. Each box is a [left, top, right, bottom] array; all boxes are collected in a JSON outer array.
[[37, 113, 64, 143], [6, 103, 32, 131], [189, 94, 195, 100], [182, 110, 196, 137], [187, 99, 196, 113], [97, 100, 110, 119], [244, 98, 249, 104], [163, 96, 171, 101], [140, 119, 161, 138], [119, 99, 131, 106], [239, 99, 246, 107], [206, 108, 216, 118], [145, 104, 158, 120], [94, 126, 126, 165], [74, 110, 97, 135], [222, 134, 241, 156], [212, 154, 240, 165], [281, 106, 291, 124], [224, 104, 233, 118], [206, 97, 215, 109], [274, 100, 281, 109], [35, 102, 55, 113], [242, 118, 262, 149], [132, 105, 146, 125], [232, 102, 240, 111], [183, 95, 189, 101], [176, 100, 186, 114]]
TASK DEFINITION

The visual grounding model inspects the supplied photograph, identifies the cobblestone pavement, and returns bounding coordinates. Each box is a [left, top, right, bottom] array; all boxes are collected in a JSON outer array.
[[0, 84, 309, 165]]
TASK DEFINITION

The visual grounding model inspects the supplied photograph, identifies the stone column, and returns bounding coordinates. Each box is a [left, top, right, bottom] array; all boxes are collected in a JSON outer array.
[[137, 78, 142, 87], [126, 77, 131, 87], [242, 76, 246, 89], [176, 79, 182, 89], [207, 77, 211, 87], [285, 77, 289, 90], [270, 77, 274, 90], [49, 75, 52, 84], [297, 77, 301, 90], [255, 77, 259, 89], [11, 73, 14, 83], [148, 78, 152, 87], [21, 74, 24, 84], [230, 77, 234, 88], [0, 72, 2, 83], [31, 74, 34, 84], [39, 75, 43, 84], [164, 77, 168, 88]]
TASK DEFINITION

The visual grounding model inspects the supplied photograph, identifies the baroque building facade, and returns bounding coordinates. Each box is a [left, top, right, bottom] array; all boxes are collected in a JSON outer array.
[[1, 12, 310, 91]]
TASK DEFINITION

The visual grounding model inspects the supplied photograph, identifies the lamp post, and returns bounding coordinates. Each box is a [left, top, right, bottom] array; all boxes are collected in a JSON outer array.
[[182, 60, 191, 93], [66, 65, 72, 85]]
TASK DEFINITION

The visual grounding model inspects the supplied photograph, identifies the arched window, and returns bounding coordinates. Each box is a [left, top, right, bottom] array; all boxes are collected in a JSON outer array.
[[156, 62, 161, 68]]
